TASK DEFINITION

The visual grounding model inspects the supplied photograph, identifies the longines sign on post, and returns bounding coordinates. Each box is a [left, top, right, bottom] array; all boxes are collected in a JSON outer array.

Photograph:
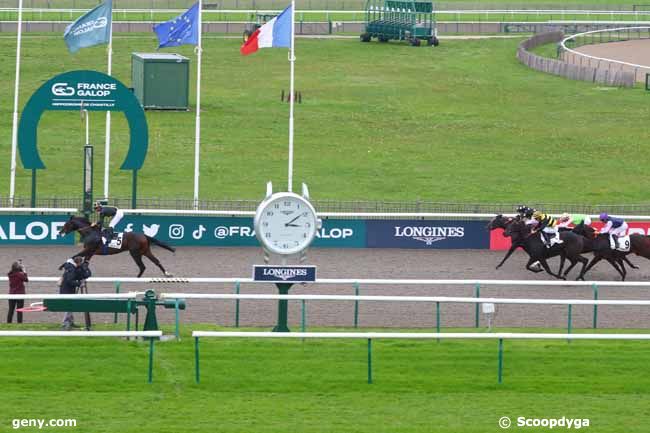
[[253, 265, 317, 283]]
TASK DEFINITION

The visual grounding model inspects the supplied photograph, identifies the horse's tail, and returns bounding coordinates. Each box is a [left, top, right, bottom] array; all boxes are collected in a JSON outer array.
[[145, 235, 176, 253]]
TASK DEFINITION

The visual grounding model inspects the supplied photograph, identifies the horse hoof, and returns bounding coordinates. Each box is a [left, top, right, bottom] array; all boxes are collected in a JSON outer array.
[[165, 273, 174, 278]]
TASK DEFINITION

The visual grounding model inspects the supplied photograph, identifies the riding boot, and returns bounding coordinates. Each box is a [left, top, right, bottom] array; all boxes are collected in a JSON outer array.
[[612, 234, 619, 250]]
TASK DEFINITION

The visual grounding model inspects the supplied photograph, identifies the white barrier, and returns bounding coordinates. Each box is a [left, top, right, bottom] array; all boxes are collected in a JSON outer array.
[[0, 330, 160, 337], [0, 292, 140, 300], [161, 292, 650, 306], [191, 330, 650, 384], [5, 277, 650, 287]]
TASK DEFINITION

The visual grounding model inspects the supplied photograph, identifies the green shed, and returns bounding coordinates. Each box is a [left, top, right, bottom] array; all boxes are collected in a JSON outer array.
[[131, 53, 190, 110]]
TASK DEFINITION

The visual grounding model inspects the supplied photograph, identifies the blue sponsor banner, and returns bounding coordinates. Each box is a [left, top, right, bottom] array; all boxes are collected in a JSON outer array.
[[366, 220, 490, 249], [253, 265, 317, 282], [114, 216, 366, 248], [0, 215, 74, 245]]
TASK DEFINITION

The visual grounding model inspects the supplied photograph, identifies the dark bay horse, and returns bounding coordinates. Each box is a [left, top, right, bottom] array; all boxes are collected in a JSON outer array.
[[58, 216, 175, 277], [487, 215, 589, 279], [572, 224, 640, 280]]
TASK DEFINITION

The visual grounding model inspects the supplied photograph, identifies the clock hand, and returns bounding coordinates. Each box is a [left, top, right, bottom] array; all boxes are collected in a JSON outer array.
[[285, 215, 301, 227]]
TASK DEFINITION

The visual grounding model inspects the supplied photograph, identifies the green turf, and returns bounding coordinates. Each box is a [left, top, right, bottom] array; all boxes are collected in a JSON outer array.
[[2, 35, 650, 204], [1, 325, 650, 432]]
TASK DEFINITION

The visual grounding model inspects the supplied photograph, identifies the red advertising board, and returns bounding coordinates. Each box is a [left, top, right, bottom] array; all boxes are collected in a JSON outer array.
[[489, 221, 650, 250]]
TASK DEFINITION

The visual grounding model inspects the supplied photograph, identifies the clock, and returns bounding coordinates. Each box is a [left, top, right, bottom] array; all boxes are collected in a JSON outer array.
[[254, 190, 319, 255]]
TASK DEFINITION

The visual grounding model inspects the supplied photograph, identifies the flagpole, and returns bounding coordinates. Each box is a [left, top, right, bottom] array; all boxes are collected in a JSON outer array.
[[287, 0, 296, 193], [104, 0, 113, 200], [193, 0, 203, 210], [9, 0, 24, 206]]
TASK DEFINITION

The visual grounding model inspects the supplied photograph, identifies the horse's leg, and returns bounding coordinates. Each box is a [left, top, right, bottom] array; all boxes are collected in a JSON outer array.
[[578, 256, 603, 280], [536, 258, 564, 279], [622, 256, 639, 269], [495, 244, 519, 270], [557, 252, 567, 277], [609, 258, 626, 281], [143, 248, 173, 277], [525, 258, 544, 273], [562, 259, 578, 278], [129, 249, 146, 278], [573, 255, 589, 281]]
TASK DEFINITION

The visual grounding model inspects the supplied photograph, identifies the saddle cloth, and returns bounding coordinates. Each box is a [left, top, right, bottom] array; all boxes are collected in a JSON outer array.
[[540, 232, 563, 248], [106, 232, 124, 249], [609, 235, 631, 252]]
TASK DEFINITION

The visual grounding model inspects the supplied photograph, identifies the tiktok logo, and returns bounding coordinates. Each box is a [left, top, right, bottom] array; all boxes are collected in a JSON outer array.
[[192, 225, 206, 240]]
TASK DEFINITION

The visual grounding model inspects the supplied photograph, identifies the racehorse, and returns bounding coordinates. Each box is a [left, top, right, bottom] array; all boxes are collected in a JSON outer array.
[[58, 216, 175, 277], [572, 224, 640, 280]]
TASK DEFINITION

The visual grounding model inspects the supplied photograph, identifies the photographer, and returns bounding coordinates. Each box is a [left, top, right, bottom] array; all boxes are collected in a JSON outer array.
[[59, 257, 92, 330], [7, 260, 28, 324]]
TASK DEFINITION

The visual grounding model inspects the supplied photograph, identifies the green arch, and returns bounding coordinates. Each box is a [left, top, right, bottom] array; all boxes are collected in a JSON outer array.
[[18, 70, 148, 170]]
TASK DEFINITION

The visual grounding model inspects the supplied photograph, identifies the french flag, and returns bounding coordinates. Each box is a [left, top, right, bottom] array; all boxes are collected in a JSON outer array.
[[240, 4, 292, 56]]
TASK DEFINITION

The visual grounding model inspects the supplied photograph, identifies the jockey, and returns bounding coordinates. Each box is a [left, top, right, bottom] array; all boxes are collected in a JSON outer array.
[[599, 213, 628, 250], [557, 213, 592, 229], [516, 205, 538, 226], [93, 201, 124, 244], [531, 210, 563, 246]]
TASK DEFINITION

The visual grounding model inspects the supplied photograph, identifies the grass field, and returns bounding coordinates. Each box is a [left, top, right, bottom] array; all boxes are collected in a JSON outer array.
[[1, 324, 650, 432], [2, 35, 650, 204]]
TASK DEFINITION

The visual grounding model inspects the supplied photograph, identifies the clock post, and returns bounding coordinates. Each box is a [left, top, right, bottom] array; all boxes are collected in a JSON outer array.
[[272, 282, 293, 332], [253, 182, 320, 332]]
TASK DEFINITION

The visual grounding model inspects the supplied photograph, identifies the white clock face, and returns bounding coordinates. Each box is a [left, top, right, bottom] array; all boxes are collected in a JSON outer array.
[[254, 193, 318, 255]]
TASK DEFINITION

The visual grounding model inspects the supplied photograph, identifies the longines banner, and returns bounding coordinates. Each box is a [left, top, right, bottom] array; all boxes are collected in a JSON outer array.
[[366, 220, 491, 249]]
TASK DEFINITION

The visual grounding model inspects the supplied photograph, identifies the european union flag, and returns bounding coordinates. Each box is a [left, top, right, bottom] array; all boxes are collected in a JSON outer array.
[[153, 3, 200, 48]]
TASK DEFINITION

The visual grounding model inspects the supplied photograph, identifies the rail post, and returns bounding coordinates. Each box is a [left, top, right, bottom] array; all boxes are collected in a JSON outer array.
[[301, 300, 306, 332], [354, 282, 360, 328], [234, 281, 240, 328], [174, 298, 180, 340], [566, 304, 573, 343], [474, 284, 480, 328], [436, 301, 441, 342], [367, 338, 373, 384], [147, 337, 154, 384], [497, 338, 504, 384], [593, 284, 599, 329], [194, 336, 200, 384], [113, 281, 120, 324]]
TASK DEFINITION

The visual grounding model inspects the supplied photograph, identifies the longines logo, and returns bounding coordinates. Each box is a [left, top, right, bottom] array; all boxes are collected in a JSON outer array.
[[394, 226, 465, 245], [253, 265, 317, 282], [263, 268, 307, 281]]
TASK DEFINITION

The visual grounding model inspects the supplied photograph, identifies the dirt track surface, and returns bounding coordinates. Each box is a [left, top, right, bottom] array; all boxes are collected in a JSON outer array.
[[574, 39, 650, 81], [3, 246, 650, 329], [576, 39, 650, 68]]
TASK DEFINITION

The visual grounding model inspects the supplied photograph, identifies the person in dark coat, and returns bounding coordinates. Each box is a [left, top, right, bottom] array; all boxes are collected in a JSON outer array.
[[7, 260, 28, 323], [59, 257, 92, 330]]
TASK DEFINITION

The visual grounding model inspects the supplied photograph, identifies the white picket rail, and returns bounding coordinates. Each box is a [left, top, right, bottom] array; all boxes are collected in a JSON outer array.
[[0, 207, 77, 213], [4, 277, 650, 287], [0, 292, 140, 300], [0, 330, 161, 337], [161, 293, 650, 306], [192, 331, 650, 340]]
